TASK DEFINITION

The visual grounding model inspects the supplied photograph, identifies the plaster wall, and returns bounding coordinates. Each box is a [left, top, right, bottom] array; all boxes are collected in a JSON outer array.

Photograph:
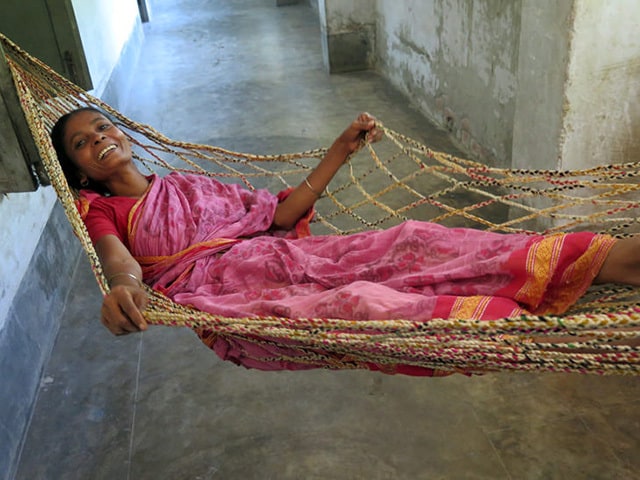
[[375, 0, 522, 166], [560, 0, 640, 170], [0, 190, 56, 326], [511, 0, 573, 171], [318, 0, 376, 72], [307, 0, 319, 14], [71, 0, 140, 96], [322, 0, 375, 29]]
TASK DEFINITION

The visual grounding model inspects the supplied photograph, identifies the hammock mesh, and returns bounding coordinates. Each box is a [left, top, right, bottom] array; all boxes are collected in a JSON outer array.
[[2, 33, 639, 375]]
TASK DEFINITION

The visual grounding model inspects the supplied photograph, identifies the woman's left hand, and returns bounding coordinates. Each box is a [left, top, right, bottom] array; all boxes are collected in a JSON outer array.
[[273, 112, 383, 230], [336, 112, 384, 158]]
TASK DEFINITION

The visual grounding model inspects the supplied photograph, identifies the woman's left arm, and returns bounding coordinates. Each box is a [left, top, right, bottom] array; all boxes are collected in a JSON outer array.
[[272, 112, 383, 230]]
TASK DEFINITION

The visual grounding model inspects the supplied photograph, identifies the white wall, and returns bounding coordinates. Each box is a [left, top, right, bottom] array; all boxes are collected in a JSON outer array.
[[0, 0, 140, 327], [0, 191, 56, 324], [560, 0, 640, 170], [71, 0, 140, 95]]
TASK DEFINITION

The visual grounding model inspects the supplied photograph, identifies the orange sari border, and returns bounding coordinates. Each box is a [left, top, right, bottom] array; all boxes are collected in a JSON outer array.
[[503, 233, 616, 315]]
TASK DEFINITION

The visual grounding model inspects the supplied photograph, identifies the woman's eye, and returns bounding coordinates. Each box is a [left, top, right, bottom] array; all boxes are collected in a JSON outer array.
[[74, 139, 86, 149], [99, 123, 111, 131]]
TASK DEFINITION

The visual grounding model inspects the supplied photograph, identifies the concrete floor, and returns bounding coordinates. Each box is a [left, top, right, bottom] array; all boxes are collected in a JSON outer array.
[[16, 1, 640, 479]]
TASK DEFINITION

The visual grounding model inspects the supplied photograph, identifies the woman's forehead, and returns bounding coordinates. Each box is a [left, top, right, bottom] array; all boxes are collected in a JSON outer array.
[[69, 110, 107, 125], [64, 111, 108, 139]]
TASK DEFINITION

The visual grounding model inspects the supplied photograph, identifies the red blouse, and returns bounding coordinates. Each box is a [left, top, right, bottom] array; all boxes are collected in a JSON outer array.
[[83, 195, 137, 248]]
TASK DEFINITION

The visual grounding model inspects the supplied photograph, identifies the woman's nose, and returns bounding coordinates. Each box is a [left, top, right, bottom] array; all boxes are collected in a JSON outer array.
[[92, 133, 106, 144]]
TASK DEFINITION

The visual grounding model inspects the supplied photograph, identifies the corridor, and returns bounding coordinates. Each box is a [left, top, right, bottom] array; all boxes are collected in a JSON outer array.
[[16, 2, 640, 479]]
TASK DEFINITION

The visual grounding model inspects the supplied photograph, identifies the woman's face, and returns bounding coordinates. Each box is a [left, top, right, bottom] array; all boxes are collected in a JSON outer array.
[[62, 110, 133, 184]]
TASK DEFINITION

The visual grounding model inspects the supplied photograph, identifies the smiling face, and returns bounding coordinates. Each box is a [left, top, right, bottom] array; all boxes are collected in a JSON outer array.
[[61, 109, 133, 186]]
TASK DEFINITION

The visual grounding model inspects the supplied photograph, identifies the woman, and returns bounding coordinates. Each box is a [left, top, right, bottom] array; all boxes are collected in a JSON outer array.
[[51, 107, 640, 375]]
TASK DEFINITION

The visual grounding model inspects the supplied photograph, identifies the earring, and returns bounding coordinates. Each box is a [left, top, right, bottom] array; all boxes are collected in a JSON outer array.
[[80, 178, 89, 187]]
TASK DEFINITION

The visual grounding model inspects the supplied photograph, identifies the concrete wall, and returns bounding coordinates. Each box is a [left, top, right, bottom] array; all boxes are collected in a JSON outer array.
[[560, 0, 640, 170], [375, 0, 522, 166], [307, 0, 319, 14], [511, 0, 640, 173], [327, 0, 640, 172], [318, 0, 376, 72], [0, 190, 56, 327], [511, 0, 574, 171], [0, 2, 142, 478]]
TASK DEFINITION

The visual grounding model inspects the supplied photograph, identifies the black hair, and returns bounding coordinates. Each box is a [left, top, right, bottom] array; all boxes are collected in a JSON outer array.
[[50, 106, 112, 195]]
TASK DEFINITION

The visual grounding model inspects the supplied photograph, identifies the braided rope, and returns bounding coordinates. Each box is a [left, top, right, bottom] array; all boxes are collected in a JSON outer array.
[[2, 33, 639, 375]]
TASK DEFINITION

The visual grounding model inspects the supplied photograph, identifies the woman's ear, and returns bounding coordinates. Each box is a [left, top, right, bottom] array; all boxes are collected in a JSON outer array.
[[78, 173, 89, 187]]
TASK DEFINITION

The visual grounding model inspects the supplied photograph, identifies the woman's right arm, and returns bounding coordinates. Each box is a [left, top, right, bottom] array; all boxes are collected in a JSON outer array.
[[95, 234, 148, 335]]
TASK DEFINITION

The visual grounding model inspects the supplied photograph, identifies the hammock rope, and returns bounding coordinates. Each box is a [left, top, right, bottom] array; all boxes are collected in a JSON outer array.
[[2, 33, 639, 375]]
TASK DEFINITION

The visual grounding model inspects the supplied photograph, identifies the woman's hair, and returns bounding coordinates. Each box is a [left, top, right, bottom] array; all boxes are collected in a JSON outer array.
[[50, 106, 112, 195]]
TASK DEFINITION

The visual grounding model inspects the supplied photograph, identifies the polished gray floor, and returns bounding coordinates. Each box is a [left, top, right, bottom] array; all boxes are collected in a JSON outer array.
[[16, 1, 640, 479]]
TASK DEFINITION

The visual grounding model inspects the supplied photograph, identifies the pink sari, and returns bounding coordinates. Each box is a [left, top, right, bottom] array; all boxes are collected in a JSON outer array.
[[125, 174, 616, 376]]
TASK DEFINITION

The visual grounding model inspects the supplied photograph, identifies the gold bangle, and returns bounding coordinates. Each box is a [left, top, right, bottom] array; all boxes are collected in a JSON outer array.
[[304, 178, 324, 197], [107, 272, 143, 288]]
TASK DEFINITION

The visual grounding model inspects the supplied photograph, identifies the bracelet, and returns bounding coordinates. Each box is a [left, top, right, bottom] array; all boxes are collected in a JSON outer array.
[[304, 177, 324, 197], [107, 272, 143, 288]]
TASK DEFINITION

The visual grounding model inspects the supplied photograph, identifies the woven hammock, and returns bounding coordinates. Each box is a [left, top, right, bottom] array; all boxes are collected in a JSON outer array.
[[3, 34, 640, 375]]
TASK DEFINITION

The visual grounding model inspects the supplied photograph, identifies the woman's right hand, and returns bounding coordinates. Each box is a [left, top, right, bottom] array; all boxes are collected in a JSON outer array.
[[94, 234, 148, 335], [101, 284, 148, 335]]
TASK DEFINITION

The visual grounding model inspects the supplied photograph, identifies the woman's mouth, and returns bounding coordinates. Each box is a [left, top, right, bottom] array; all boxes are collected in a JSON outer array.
[[98, 144, 117, 161]]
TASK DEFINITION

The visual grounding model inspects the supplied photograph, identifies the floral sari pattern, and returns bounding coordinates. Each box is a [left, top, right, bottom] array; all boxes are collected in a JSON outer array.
[[120, 174, 615, 375]]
